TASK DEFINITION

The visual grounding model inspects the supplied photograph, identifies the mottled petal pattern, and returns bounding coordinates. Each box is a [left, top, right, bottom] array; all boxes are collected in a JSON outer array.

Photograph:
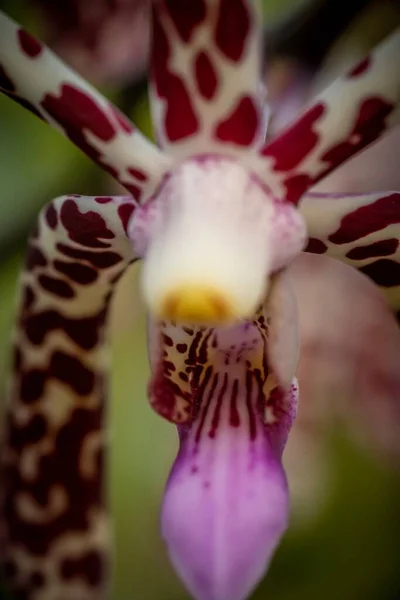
[[300, 191, 400, 310], [258, 30, 400, 203], [0, 11, 171, 200], [150, 0, 265, 158], [0, 195, 136, 600]]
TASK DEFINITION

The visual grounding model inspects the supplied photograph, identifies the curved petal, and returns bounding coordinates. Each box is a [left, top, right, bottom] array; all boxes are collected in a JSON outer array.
[[160, 322, 298, 600], [0, 11, 171, 200], [150, 0, 265, 158], [258, 29, 400, 203], [0, 195, 137, 599], [299, 190, 400, 312]]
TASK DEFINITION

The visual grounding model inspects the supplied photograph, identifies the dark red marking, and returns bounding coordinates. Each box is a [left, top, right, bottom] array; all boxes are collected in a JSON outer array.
[[38, 274, 75, 298], [60, 551, 103, 586], [118, 202, 135, 234], [50, 351, 95, 396], [17, 29, 42, 58], [359, 259, 400, 287], [3, 407, 106, 560], [284, 173, 313, 204], [94, 197, 112, 204], [348, 56, 371, 78], [20, 370, 46, 404], [305, 237, 328, 254], [45, 203, 58, 229], [229, 378, 240, 427], [39, 84, 140, 189], [262, 103, 325, 170], [26, 245, 48, 270], [54, 260, 98, 285], [165, 0, 206, 42], [177, 343, 188, 353], [24, 308, 107, 351], [215, 96, 259, 146], [194, 51, 218, 100], [42, 84, 116, 142], [346, 238, 398, 260], [152, 7, 199, 142], [321, 97, 394, 175], [60, 199, 115, 247], [127, 167, 148, 182], [9, 414, 47, 449], [57, 243, 122, 268], [22, 286, 35, 312], [215, 0, 250, 62], [328, 193, 400, 244]]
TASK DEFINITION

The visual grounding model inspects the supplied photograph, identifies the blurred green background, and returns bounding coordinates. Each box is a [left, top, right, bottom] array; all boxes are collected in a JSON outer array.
[[1, 0, 400, 598]]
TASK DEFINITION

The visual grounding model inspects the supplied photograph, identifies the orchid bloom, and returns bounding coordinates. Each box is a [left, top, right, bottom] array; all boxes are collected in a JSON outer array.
[[0, 3, 399, 600]]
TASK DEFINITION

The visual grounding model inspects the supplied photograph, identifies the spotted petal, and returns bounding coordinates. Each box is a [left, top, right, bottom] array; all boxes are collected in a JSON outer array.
[[0, 11, 171, 200], [150, 0, 265, 158], [0, 195, 137, 600], [258, 29, 400, 203], [160, 320, 298, 600], [300, 190, 400, 312]]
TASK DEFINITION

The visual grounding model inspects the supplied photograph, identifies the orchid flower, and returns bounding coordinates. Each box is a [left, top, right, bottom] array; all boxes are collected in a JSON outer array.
[[0, 3, 399, 600]]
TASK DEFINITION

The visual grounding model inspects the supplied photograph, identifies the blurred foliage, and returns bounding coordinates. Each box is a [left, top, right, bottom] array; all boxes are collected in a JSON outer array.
[[0, 0, 400, 599]]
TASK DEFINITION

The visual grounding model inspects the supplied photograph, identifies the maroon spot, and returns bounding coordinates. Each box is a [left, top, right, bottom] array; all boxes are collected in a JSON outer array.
[[346, 238, 398, 260], [163, 334, 173, 347], [359, 259, 400, 287], [50, 351, 95, 395], [13, 346, 22, 372], [127, 167, 148, 181], [321, 97, 394, 175], [0, 64, 16, 92], [45, 203, 58, 229], [165, 0, 206, 42], [17, 29, 42, 58], [40, 84, 133, 187], [60, 551, 103, 586], [284, 173, 313, 204], [215, 95, 259, 146], [54, 260, 98, 285], [24, 308, 107, 351], [20, 370, 46, 404], [329, 193, 400, 244], [60, 199, 115, 247], [152, 7, 199, 142], [22, 286, 35, 312], [305, 237, 328, 254], [38, 275, 75, 298], [348, 56, 371, 78], [26, 245, 48, 270], [179, 372, 188, 382], [176, 343, 188, 353], [42, 84, 115, 142], [118, 202, 135, 234], [194, 51, 218, 100], [9, 414, 47, 449], [57, 243, 123, 268], [215, 0, 250, 62], [94, 196, 112, 204], [262, 103, 325, 171]]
